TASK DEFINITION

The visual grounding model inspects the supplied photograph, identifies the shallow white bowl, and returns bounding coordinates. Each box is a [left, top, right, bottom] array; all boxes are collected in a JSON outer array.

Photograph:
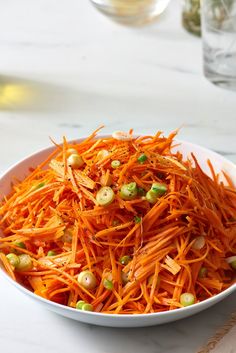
[[0, 137, 236, 327]]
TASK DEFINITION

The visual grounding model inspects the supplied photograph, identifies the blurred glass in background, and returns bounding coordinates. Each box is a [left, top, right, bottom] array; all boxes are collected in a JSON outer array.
[[90, 0, 171, 25], [202, 0, 236, 90]]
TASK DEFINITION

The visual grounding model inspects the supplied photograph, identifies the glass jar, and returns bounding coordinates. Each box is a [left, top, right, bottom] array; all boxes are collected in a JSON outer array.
[[202, 0, 236, 90], [182, 0, 201, 36], [90, 0, 171, 26]]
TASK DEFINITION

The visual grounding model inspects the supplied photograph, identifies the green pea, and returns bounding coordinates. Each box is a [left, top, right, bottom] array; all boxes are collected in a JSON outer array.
[[119, 255, 131, 266], [76, 300, 86, 310], [137, 154, 147, 164], [6, 253, 20, 268], [120, 182, 138, 200], [96, 186, 115, 206], [47, 250, 56, 257], [180, 293, 195, 307], [111, 160, 121, 168], [198, 267, 207, 278], [81, 303, 93, 311], [103, 279, 113, 290], [150, 182, 167, 197]]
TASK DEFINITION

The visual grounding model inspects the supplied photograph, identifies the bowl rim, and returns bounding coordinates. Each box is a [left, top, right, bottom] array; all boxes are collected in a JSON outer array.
[[0, 135, 236, 319]]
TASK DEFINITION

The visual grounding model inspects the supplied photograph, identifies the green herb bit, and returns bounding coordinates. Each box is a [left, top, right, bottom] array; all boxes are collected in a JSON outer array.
[[120, 182, 137, 200], [146, 190, 158, 204], [138, 154, 147, 164], [150, 183, 167, 197], [103, 279, 113, 290], [127, 182, 137, 192], [13, 241, 26, 249], [75, 300, 93, 311], [36, 182, 45, 189], [134, 216, 141, 223]]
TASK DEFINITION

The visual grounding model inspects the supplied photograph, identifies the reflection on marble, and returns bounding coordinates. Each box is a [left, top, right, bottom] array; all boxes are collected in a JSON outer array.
[[0, 0, 236, 352], [0, 75, 86, 113]]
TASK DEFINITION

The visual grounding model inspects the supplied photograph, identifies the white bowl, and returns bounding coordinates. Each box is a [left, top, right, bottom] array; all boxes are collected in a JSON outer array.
[[0, 138, 236, 327]]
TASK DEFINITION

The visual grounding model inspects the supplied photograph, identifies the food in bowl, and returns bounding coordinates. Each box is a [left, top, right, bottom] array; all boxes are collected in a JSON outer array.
[[0, 128, 235, 315]]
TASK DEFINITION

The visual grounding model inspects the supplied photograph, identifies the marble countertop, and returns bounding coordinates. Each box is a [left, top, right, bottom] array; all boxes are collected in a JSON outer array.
[[0, 1, 236, 352]]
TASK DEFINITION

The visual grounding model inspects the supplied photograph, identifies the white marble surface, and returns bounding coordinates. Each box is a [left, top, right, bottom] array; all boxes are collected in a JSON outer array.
[[0, 0, 236, 352]]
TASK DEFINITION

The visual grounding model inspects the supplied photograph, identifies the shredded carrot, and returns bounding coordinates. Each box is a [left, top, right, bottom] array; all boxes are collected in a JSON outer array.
[[162, 255, 181, 275], [0, 128, 235, 314]]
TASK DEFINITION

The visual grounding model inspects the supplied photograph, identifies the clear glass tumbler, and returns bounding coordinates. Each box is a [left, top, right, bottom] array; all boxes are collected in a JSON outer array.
[[90, 0, 171, 25], [202, 0, 236, 90]]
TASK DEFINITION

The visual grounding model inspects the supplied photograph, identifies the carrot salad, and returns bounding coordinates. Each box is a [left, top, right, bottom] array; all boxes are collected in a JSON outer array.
[[0, 127, 236, 314]]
